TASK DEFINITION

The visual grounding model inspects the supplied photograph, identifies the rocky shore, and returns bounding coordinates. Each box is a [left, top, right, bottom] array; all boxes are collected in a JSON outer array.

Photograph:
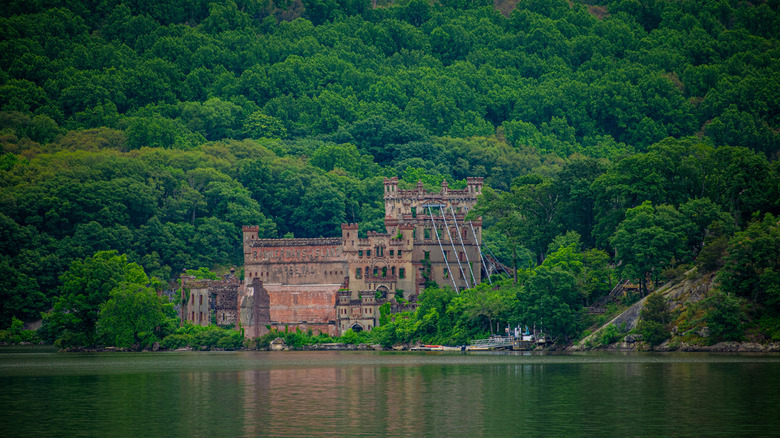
[[572, 339, 780, 353]]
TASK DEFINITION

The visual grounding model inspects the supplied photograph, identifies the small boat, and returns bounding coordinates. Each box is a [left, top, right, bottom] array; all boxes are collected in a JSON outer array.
[[410, 345, 462, 351]]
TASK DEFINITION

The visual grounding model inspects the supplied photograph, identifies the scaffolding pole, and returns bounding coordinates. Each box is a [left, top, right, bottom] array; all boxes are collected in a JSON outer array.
[[427, 206, 459, 293], [450, 205, 476, 286], [440, 206, 471, 290]]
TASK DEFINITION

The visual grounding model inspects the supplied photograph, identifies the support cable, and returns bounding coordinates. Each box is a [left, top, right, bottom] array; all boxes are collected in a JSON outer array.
[[441, 206, 470, 290], [428, 206, 459, 293]]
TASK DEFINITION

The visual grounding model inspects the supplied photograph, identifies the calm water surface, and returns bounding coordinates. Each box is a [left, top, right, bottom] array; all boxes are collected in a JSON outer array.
[[1, 347, 779, 437]]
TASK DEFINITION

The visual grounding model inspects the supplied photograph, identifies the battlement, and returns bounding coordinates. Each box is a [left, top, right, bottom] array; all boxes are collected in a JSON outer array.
[[242, 225, 260, 232], [385, 179, 482, 200], [341, 223, 359, 230], [250, 237, 341, 247]]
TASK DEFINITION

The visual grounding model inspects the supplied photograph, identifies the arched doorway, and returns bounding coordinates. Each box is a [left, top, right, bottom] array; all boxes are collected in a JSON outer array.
[[351, 323, 364, 333]]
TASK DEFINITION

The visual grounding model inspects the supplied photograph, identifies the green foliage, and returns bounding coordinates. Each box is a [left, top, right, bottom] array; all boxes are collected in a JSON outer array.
[[246, 328, 336, 349], [598, 323, 626, 346], [0, 316, 40, 344], [244, 111, 287, 139], [339, 328, 371, 345], [717, 214, 780, 314], [0, 0, 779, 349], [96, 283, 171, 348], [641, 293, 669, 325], [186, 267, 219, 280], [636, 292, 671, 346], [161, 333, 190, 350], [611, 201, 688, 294], [162, 323, 245, 350], [638, 321, 668, 347], [702, 289, 745, 343], [45, 251, 150, 348]]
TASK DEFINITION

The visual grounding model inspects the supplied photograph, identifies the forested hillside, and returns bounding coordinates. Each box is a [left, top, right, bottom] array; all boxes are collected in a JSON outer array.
[[1, 0, 778, 345]]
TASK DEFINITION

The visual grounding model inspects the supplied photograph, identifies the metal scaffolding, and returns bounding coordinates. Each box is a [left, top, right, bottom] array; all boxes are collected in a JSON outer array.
[[426, 205, 459, 293], [450, 205, 476, 286]]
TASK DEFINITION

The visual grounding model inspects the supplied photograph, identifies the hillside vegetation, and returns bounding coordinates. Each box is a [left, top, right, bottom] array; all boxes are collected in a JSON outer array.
[[1, 0, 778, 347]]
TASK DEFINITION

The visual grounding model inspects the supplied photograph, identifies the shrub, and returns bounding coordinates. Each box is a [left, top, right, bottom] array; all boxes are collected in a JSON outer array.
[[598, 323, 626, 345], [703, 289, 744, 342], [191, 329, 224, 349], [340, 328, 370, 344], [0, 317, 40, 344], [216, 333, 244, 350], [161, 333, 190, 349], [638, 320, 668, 346]]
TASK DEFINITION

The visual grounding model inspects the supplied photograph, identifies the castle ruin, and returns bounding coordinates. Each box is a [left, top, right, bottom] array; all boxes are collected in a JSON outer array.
[[181, 177, 485, 337]]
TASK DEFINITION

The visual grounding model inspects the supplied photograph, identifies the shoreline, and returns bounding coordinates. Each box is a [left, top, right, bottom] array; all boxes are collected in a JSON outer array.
[[5, 341, 780, 353]]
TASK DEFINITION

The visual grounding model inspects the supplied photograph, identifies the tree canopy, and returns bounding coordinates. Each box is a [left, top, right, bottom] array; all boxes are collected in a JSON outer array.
[[1, 0, 779, 345]]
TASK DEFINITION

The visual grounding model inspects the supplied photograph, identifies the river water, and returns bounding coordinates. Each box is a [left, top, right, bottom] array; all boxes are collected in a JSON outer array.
[[1, 347, 779, 437]]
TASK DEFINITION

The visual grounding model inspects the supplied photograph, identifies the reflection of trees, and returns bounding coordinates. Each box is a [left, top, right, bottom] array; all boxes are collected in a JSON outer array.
[[236, 354, 487, 436]]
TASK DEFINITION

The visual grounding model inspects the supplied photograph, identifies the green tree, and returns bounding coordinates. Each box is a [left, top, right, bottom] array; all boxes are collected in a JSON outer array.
[[244, 111, 287, 139], [97, 283, 172, 348], [44, 251, 149, 347], [637, 292, 670, 346], [702, 289, 744, 343], [717, 214, 780, 313], [610, 201, 688, 295]]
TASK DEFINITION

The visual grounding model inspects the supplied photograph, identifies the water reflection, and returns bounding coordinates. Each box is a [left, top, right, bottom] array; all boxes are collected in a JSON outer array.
[[1, 350, 780, 436]]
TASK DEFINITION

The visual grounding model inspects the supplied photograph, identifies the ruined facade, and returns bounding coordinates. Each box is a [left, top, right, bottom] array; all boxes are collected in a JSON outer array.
[[240, 177, 484, 336], [180, 270, 241, 328]]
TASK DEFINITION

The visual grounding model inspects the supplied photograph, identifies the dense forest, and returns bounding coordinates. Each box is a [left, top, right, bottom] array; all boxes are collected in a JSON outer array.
[[1, 0, 778, 347]]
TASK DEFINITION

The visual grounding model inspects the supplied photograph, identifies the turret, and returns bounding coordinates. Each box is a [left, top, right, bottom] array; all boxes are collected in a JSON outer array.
[[341, 223, 359, 249], [242, 225, 260, 241], [383, 177, 399, 197], [467, 177, 484, 196]]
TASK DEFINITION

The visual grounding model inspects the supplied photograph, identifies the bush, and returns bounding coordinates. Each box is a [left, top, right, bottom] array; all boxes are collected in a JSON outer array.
[[161, 333, 190, 350], [638, 320, 668, 346], [0, 317, 39, 344], [339, 328, 370, 344], [703, 289, 744, 342], [598, 323, 626, 345], [191, 329, 224, 349], [216, 333, 244, 350]]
